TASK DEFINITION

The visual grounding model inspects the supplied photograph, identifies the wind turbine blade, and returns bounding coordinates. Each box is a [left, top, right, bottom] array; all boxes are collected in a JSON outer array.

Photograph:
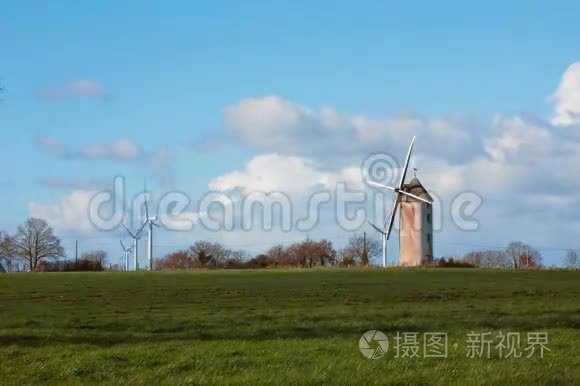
[[368, 221, 386, 236], [135, 221, 147, 238], [121, 223, 137, 239], [399, 136, 416, 189], [398, 190, 432, 205], [143, 181, 150, 220], [385, 195, 400, 240], [120, 240, 126, 251], [144, 198, 149, 221], [366, 181, 396, 191]]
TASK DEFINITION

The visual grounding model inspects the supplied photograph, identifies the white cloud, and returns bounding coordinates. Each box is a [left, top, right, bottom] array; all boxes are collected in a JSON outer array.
[[208, 153, 363, 194], [39, 80, 105, 100], [38, 137, 144, 162], [79, 138, 141, 161], [221, 96, 568, 203], [484, 116, 555, 162], [223, 95, 478, 164], [551, 63, 580, 127], [28, 190, 97, 233]]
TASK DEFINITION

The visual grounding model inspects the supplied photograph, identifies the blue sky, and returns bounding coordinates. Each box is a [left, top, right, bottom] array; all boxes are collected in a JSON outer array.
[[2, 1, 580, 266]]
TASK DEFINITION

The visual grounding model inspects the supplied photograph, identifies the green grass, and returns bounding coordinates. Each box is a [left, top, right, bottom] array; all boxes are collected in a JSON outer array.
[[1, 268, 580, 385]]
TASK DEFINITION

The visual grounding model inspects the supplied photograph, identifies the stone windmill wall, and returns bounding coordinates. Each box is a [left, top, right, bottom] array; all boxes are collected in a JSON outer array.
[[399, 177, 433, 266]]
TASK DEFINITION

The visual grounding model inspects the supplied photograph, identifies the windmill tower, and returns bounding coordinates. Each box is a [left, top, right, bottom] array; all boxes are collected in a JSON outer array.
[[142, 184, 159, 271], [399, 172, 433, 266], [366, 136, 433, 267]]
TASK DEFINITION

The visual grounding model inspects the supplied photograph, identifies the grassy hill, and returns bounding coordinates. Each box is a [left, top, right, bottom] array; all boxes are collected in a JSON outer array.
[[1, 268, 579, 384]]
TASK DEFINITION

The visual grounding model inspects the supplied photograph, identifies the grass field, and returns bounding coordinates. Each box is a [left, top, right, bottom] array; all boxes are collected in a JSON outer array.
[[1, 269, 580, 385]]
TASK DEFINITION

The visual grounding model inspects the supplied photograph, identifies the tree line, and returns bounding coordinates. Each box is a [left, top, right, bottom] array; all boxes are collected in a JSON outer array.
[[461, 241, 543, 268], [0, 217, 383, 272], [1, 217, 579, 272], [155, 234, 381, 270]]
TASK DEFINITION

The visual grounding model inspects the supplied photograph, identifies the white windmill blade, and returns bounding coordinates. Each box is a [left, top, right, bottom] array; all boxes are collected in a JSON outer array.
[[143, 181, 150, 220], [368, 221, 386, 236], [135, 221, 147, 238], [121, 223, 137, 239], [120, 240, 127, 251], [366, 181, 396, 191], [399, 136, 416, 189], [144, 196, 150, 222], [385, 195, 400, 240], [398, 190, 432, 205]]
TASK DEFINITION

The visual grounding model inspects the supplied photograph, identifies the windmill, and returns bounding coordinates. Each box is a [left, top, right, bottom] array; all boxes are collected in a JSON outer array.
[[142, 187, 160, 271], [121, 221, 146, 271], [367, 136, 434, 266], [119, 240, 133, 271]]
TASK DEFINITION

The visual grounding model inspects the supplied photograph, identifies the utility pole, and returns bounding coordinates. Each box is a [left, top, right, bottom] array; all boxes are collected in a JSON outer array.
[[75, 240, 78, 264], [363, 231, 368, 266]]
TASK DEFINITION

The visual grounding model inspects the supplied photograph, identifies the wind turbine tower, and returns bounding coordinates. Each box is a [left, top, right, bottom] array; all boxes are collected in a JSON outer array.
[[143, 187, 160, 271], [368, 222, 387, 267]]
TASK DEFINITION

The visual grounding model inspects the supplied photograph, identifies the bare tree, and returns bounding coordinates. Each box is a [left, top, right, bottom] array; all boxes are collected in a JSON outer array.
[[505, 241, 542, 269], [267, 244, 286, 266], [565, 249, 579, 269], [338, 248, 357, 267], [196, 250, 213, 267], [344, 234, 380, 266], [463, 250, 510, 268], [0, 231, 15, 271], [156, 250, 193, 270], [520, 245, 541, 268], [189, 241, 228, 268], [314, 239, 337, 266], [506, 242, 525, 269], [223, 250, 249, 268], [12, 218, 66, 271], [80, 250, 107, 267]]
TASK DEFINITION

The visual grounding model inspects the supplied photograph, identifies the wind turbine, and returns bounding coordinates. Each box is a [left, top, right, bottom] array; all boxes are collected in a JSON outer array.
[[121, 221, 146, 271], [142, 187, 160, 271], [119, 240, 133, 271], [366, 136, 433, 267]]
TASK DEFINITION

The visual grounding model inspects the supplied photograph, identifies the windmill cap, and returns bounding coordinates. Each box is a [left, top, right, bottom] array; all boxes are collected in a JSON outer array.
[[402, 177, 433, 202]]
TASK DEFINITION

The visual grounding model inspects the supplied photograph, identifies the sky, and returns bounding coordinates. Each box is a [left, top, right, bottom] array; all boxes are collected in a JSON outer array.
[[2, 1, 580, 267]]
